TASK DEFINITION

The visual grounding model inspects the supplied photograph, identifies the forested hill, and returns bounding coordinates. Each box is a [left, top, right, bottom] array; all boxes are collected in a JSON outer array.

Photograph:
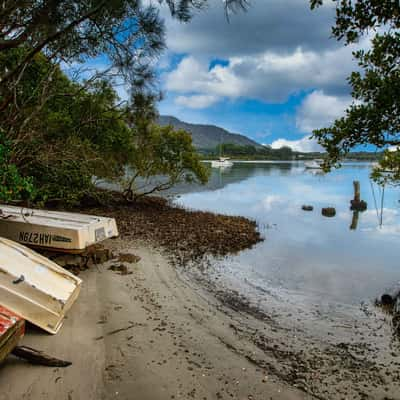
[[158, 116, 262, 150]]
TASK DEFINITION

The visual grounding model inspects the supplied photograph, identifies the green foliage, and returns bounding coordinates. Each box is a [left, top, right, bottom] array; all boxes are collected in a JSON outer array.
[[0, 1, 245, 107], [0, 47, 209, 205], [310, 1, 400, 182], [124, 124, 210, 201], [0, 1, 166, 96], [371, 150, 400, 186], [0, 1, 244, 205], [0, 132, 35, 202], [0, 49, 134, 205]]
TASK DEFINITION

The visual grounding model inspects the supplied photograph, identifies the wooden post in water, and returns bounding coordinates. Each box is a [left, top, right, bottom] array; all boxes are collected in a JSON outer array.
[[350, 210, 359, 230], [350, 180, 367, 211], [353, 181, 360, 203]]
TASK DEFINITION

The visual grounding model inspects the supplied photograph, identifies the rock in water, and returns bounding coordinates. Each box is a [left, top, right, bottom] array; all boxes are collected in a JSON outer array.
[[381, 294, 395, 306], [321, 207, 336, 217], [350, 199, 367, 211]]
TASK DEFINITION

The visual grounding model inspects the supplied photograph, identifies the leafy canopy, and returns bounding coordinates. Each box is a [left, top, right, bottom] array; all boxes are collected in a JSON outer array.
[[0, 131, 35, 202], [0, 0, 245, 204], [124, 95, 209, 201], [1, 51, 135, 205], [310, 0, 400, 183]]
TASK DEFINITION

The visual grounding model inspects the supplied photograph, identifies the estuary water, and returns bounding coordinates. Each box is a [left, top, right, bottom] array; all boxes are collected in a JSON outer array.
[[175, 161, 400, 310]]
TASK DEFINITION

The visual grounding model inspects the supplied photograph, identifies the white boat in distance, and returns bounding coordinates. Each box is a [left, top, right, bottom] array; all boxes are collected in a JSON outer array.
[[304, 159, 324, 169], [0, 205, 118, 252], [211, 157, 234, 168], [0, 237, 81, 334]]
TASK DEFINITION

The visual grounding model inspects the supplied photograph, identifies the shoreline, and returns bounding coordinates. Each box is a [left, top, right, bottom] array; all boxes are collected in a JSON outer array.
[[83, 195, 263, 266]]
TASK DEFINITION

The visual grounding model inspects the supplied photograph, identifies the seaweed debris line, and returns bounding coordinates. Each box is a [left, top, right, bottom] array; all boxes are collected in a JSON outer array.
[[84, 195, 263, 265]]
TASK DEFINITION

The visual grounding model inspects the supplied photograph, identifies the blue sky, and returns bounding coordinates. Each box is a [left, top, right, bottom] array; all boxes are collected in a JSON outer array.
[[154, 0, 369, 152]]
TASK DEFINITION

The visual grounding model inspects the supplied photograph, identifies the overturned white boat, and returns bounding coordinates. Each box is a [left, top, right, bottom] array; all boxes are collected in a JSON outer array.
[[0, 237, 81, 334], [0, 205, 118, 252]]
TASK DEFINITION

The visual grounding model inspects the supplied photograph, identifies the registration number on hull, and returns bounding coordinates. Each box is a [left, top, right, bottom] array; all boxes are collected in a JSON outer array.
[[18, 231, 72, 246]]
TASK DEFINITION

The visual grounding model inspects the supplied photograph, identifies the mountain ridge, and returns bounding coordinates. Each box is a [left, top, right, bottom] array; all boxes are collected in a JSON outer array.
[[158, 115, 262, 150]]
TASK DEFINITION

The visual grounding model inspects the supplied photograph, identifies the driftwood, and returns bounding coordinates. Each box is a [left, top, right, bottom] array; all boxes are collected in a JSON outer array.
[[11, 345, 72, 367]]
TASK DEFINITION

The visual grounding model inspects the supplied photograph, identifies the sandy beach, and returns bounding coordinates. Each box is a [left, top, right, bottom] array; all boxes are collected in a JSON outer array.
[[0, 237, 308, 400]]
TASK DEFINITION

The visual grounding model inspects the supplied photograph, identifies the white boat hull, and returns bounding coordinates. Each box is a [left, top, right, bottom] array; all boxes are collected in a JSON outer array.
[[211, 160, 233, 168], [0, 205, 118, 252], [0, 238, 82, 334], [304, 161, 323, 169]]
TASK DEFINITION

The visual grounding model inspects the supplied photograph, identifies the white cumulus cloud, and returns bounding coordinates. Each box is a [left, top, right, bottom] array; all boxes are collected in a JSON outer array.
[[296, 90, 352, 132], [270, 136, 323, 153], [165, 56, 244, 98], [175, 94, 220, 109], [164, 44, 357, 105]]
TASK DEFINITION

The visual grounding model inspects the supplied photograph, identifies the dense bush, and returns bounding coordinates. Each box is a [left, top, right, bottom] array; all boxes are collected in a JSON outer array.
[[0, 131, 35, 202], [0, 50, 208, 206]]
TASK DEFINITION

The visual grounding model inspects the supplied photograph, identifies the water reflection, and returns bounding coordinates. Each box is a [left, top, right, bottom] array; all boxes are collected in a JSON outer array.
[[176, 161, 400, 305], [349, 210, 360, 230]]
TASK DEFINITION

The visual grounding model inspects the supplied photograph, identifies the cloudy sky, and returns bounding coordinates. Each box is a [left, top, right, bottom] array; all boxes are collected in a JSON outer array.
[[155, 0, 363, 152]]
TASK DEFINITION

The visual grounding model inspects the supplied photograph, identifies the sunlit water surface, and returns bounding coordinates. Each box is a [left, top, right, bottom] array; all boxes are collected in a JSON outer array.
[[175, 161, 400, 309]]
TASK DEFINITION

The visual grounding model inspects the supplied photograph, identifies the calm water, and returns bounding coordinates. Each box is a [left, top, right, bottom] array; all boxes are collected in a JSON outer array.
[[176, 161, 400, 307]]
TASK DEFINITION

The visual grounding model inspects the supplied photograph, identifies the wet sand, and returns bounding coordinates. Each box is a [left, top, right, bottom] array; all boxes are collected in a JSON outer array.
[[0, 238, 307, 400], [185, 262, 400, 400]]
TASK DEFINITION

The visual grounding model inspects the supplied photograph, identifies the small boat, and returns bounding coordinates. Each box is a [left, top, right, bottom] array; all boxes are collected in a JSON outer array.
[[211, 157, 234, 168], [0, 237, 81, 334], [304, 159, 324, 169], [0, 305, 25, 363], [212, 133, 234, 168], [0, 205, 118, 253]]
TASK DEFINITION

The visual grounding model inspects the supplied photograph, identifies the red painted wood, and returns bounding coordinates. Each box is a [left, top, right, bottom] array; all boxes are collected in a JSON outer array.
[[0, 306, 25, 338]]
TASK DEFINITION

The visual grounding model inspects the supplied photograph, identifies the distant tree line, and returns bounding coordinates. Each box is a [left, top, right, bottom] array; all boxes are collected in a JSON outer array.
[[202, 143, 381, 161], [202, 143, 294, 160]]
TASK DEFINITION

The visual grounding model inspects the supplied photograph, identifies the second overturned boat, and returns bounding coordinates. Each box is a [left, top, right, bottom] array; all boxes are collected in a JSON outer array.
[[0, 237, 82, 334]]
